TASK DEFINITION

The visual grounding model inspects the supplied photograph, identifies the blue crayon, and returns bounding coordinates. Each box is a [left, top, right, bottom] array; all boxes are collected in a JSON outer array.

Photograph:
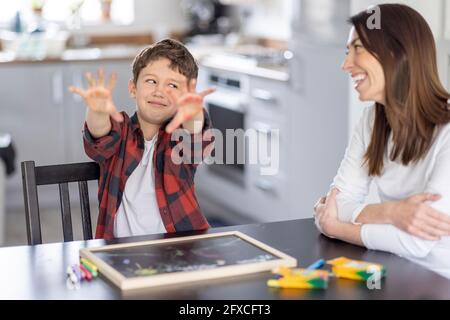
[[306, 259, 325, 270]]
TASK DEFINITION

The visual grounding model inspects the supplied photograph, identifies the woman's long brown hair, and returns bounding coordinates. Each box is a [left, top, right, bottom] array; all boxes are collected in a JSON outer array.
[[350, 4, 450, 176]]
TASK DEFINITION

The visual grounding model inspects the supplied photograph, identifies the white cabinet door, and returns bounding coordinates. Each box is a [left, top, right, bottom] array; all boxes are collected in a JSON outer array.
[[0, 63, 67, 208], [0, 63, 67, 165], [247, 76, 292, 221]]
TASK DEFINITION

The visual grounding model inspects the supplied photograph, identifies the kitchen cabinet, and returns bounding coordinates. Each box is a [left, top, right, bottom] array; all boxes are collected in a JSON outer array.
[[0, 63, 67, 209], [1, 59, 135, 210], [0, 64, 67, 166], [246, 75, 291, 221]]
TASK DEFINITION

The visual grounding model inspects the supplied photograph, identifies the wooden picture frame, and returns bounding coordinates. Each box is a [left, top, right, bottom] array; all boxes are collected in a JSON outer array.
[[79, 231, 297, 291]]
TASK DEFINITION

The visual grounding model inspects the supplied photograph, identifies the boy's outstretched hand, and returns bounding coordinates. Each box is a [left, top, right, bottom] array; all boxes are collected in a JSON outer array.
[[68, 68, 124, 123], [164, 79, 215, 134]]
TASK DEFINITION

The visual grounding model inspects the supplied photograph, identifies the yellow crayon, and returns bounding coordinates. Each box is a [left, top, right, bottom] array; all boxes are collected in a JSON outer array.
[[268, 267, 329, 289], [327, 257, 386, 281], [267, 279, 309, 289], [80, 257, 98, 272], [267, 276, 327, 289]]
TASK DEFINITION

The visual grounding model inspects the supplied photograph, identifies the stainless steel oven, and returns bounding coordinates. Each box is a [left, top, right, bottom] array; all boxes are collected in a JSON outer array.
[[203, 70, 248, 187]]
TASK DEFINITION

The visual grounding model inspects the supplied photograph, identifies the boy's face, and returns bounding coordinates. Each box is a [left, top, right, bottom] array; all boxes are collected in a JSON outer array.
[[129, 58, 189, 126]]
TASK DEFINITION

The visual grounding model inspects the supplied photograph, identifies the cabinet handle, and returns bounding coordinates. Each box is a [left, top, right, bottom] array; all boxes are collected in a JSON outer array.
[[254, 178, 276, 193], [253, 121, 272, 135], [52, 71, 63, 105], [204, 91, 246, 113], [251, 89, 277, 104]]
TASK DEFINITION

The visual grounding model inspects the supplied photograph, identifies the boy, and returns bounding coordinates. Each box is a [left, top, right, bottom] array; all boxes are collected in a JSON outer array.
[[69, 39, 215, 239]]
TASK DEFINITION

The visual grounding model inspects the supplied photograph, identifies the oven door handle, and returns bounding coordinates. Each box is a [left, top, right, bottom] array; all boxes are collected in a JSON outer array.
[[204, 92, 246, 113]]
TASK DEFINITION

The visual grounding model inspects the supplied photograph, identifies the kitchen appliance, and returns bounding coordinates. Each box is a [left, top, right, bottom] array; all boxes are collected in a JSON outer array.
[[202, 69, 248, 187], [196, 60, 291, 225], [181, 0, 234, 36]]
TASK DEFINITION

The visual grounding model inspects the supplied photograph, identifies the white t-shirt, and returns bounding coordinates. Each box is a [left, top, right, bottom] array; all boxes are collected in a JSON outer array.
[[332, 105, 450, 279], [114, 135, 167, 237]]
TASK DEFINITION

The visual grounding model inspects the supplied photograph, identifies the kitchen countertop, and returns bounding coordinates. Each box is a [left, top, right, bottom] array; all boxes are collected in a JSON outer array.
[[190, 44, 289, 82], [200, 57, 289, 82], [0, 44, 290, 81], [0, 45, 143, 64]]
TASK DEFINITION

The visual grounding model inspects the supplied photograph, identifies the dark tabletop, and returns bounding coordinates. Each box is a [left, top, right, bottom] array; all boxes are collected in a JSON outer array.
[[1, 218, 450, 300]]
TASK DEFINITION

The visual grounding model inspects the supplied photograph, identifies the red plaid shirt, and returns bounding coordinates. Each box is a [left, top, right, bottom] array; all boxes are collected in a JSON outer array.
[[83, 110, 212, 239]]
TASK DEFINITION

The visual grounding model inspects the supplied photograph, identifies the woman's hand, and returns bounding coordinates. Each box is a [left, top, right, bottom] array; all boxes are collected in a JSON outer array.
[[389, 193, 450, 241], [164, 79, 215, 134], [314, 188, 340, 237], [314, 188, 365, 246], [68, 67, 123, 123]]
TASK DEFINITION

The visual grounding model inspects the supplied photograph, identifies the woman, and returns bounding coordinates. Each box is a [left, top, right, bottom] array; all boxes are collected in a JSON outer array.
[[314, 4, 450, 278]]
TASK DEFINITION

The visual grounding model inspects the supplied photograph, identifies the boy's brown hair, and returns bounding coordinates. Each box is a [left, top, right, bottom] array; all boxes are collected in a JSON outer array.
[[132, 38, 198, 84]]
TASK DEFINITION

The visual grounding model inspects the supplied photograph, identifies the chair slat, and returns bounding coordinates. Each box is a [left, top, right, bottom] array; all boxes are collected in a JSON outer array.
[[59, 183, 73, 242], [36, 162, 100, 185], [21, 160, 99, 245], [21, 161, 42, 245], [78, 181, 93, 240]]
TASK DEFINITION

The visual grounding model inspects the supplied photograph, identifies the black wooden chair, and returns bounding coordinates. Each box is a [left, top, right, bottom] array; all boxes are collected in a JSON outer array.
[[21, 160, 100, 245]]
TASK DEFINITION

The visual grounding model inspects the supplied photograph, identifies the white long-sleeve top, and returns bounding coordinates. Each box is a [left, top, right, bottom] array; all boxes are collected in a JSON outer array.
[[332, 105, 450, 279]]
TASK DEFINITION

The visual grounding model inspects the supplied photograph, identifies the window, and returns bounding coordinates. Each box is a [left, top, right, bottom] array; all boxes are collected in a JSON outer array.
[[0, 0, 134, 29]]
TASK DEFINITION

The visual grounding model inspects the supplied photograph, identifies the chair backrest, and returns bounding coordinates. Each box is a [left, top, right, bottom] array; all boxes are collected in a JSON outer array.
[[21, 161, 100, 245]]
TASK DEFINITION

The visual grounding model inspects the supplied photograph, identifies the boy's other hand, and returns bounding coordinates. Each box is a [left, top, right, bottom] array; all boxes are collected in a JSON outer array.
[[68, 67, 124, 123], [164, 79, 215, 134]]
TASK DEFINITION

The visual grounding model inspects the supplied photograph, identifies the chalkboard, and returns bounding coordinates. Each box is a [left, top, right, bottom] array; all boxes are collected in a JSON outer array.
[[80, 231, 297, 290]]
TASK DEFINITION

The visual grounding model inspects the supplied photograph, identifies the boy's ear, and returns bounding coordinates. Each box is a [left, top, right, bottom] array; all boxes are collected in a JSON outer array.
[[188, 78, 197, 92], [128, 79, 136, 98]]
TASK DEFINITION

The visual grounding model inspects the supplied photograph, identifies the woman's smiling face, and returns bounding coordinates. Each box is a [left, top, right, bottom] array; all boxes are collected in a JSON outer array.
[[341, 27, 386, 105]]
